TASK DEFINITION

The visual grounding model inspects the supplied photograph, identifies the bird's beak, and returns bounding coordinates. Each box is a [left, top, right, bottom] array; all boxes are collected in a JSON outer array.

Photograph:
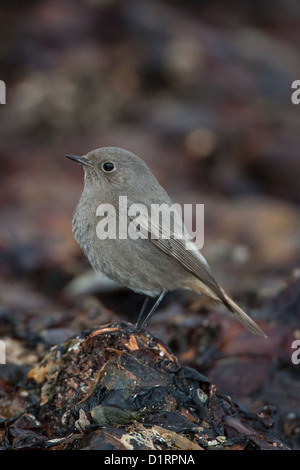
[[65, 154, 87, 165]]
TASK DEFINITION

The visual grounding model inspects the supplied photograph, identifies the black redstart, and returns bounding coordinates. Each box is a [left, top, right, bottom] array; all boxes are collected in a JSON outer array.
[[66, 147, 266, 337]]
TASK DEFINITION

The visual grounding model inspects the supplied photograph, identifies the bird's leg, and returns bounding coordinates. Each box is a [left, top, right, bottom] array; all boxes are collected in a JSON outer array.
[[135, 296, 150, 329], [135, 291, 166, 331]]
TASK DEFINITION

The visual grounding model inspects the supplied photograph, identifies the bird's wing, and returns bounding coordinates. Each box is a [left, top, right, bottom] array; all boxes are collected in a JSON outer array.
[[126, 201, 229, 306], [126, 201, 266, 337]]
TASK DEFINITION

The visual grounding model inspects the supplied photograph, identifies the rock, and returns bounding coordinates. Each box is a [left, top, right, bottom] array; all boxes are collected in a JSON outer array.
[[1, 322, 289, 450]]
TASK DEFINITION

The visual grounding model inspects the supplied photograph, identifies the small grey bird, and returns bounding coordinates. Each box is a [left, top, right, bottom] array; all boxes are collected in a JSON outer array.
[[66, 147, 266, 337]]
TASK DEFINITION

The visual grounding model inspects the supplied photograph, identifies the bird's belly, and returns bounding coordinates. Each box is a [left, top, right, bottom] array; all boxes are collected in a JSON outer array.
[[72, 198, 195, 296], [81, 235, 192, 296]]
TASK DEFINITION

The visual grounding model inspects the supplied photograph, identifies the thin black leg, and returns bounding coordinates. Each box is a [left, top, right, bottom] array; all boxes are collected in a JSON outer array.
[[135, 296, 150, 329], [136, 291, 166, 331]]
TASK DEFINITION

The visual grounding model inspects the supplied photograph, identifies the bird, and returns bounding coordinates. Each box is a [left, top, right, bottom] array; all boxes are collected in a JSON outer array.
[[66, 147, 266, 337]]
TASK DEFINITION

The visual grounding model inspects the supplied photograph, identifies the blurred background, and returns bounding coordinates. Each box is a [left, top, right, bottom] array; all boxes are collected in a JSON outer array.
[[0, 0, 300, 448]]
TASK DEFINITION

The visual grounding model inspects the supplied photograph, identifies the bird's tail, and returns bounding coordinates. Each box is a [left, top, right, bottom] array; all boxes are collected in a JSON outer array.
[[219, 286, 267, 338]]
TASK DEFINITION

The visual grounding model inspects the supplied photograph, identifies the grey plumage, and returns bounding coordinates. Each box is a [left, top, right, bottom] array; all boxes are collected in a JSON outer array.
[[66, 147, 266, 337]]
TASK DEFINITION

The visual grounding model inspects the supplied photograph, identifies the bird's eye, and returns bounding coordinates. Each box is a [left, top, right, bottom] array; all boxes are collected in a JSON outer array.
[[102, 162, 115, 172]]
